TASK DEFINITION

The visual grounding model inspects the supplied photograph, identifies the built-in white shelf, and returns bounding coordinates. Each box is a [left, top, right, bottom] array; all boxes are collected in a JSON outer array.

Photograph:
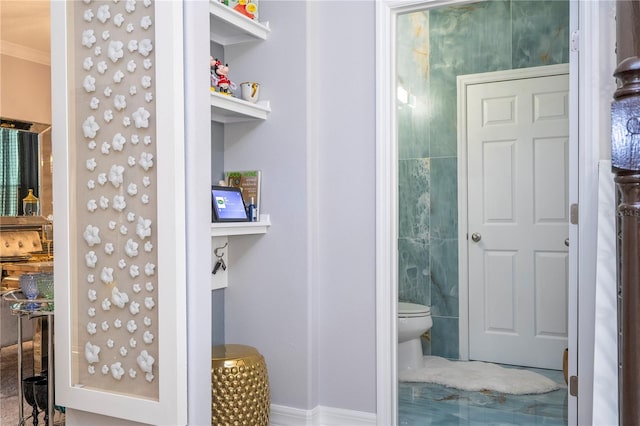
[[211, 214, 271, 237], [209, 1, 270, 46], [211, 92, 271, 123]]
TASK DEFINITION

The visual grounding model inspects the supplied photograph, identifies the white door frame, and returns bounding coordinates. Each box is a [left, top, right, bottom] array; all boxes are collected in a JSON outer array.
[[375, 1, 613, 425], [457, 63, 570, 363]]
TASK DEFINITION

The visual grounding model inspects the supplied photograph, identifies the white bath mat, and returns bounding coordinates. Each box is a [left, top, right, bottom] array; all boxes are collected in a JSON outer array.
[[399, 356, 563, 395]]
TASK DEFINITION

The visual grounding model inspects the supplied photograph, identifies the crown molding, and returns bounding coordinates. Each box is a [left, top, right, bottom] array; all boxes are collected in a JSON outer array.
[[0, 40, 50, 66]]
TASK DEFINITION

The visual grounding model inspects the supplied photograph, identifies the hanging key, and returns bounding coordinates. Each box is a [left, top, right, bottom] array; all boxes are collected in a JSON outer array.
[[212, 257, 226, 275]]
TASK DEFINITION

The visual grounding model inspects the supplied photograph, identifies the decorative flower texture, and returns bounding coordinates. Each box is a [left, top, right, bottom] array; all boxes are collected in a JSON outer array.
[[111, 287, 129, 308], [113, 70, 125, 84], [83, 57, 94, 70], [97, 61, 107, 74], [101, 321, 109, 331], [88, 307, 96, 317], [104, 86, 112, 97], [98, 173, 107, 186], [140, 16, 152, 30], [122, 116, 130, 126], [97, 5, 110, 23], [88, 365, 96, 375], [102, 365, 109, 375], [108, 40, 124, 63], [100, 266, 114, 284], [86, 157, 97, 171], [83, 115, 99, 138], [83, 75, 96, 92], [113, 195, 126, 212], [139, 151, 153, 170], [83, 9, 94, 22], [145, 281, 153, 292], [144, 0, 151, 6], [142, 176, 151, 187], [88, 179, 96, 189], [88, 273, 95, 283], [144, 92, 153, 103], [126, 23, 134, 33], [128, 40, 138, 53], [129, 368, 137, 379], [103, 110, 113, 123], [87, 322, 97, 335], [118, 258, 127, 269], [126, 0, 136, 13], [101, 141, 111, 154], [120, 225, 128, 235], [142, 330, 154, 344], [85, 342, 101, 364], [144, 296, 155, 310], [120, 346, 128, 357], [114, 94, 126, 111], [127, 319, 137, 333], [141, 194, 150, 205], [127, 183, 138, 196], [129, 264, 140, 278], [144, 263, 155, 276], [87, 199, 97, 212], [127, 211, 136, 222], [85, 250, 98, 268], [143, 316, 151, 326], [141, 75, 151, 89], [144, 241, 153, 253], [108, 164, 125, 188], [102, 30, 110, 41], [112, 133, 126, 151], [114, 318, 122, 328], [111, 362, 125, 380], [88, 288, 97, 302], [129, 301, 140, 315], [145, 372, 155, 383], [136, 216, 152, 239], [108, 220, 117, 230], [132, 283, 141, 293], [130, 134, 139, 145], [136, 350, 154, 373], [127, 157, 136, 168], [90, 97, 100, 109], [83, 224, 101, 246], [143, 135, 151, 145], [101, 298, 112, 311], [127, 59, 136, 73], [143, 59, 152, 70], [138, 39, 153, 57], [113, 13, 124, 27], [99, 195, 109, 209], [82, 29, 97, 48], [105, 242, 114, 255], [94, 46, 101, 56], [129, 86, 137, 96], [125, 238, 139, 257], [88, 140, 97, 150], [132, 107, 150, 129], [129, 337, 137, 348], [107, 339, 114, 349]]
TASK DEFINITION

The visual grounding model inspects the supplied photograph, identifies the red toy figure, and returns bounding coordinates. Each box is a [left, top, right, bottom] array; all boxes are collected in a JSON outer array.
[[210, 57, 237, 96], [233, 0, 257, 20]]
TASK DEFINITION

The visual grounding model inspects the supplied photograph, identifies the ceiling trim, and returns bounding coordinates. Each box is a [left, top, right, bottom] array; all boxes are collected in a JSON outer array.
[[0, 40, 50, 66]]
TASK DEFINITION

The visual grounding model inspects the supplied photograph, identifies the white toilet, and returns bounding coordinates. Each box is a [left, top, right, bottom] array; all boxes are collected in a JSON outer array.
[[398, 302, 432, 371]]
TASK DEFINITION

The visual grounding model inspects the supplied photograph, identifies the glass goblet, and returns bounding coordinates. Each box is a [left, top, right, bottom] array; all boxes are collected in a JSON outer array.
[[20, 273, 40, 310], [34, 378, 49, 425], [36, 273, 54, 311], [22, 375, 45, 426]]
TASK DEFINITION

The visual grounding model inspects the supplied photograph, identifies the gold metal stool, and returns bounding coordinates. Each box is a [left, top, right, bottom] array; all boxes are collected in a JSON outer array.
[[211, 344, 270, 426]]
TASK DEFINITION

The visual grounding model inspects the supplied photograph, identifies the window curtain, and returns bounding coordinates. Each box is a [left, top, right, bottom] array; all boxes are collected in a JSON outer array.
[[17, 131, 40, 215], [0, 128, 20, 216]]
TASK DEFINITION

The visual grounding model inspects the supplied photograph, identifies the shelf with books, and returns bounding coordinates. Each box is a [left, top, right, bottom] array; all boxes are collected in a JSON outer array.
[[210, 214, 271, 237], [210, 92, 271, 123], [209, 1, 270, 45]]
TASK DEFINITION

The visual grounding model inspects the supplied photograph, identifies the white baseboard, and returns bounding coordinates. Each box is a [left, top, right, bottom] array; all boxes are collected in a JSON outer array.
[[270, 404, 376, 426]]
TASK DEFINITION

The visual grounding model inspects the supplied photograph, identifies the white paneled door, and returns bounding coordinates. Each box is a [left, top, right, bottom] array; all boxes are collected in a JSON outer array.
[[466, 73, 569, 369]]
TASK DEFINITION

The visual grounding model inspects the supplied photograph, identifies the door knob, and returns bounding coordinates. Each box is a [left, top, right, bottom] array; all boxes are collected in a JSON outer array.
[[565, 238, 569, 247], [471, 233, 482, 242]]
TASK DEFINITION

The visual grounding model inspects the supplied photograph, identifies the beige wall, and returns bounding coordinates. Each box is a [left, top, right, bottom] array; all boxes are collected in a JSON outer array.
[[0, 54, 51, 124]]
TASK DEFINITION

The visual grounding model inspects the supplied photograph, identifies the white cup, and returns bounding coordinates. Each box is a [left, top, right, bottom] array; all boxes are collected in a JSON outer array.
[[240, 82, 260, 103]]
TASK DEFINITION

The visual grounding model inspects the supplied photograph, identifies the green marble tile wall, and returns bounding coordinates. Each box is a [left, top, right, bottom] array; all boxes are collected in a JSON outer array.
[[397, 0, 569, 359]]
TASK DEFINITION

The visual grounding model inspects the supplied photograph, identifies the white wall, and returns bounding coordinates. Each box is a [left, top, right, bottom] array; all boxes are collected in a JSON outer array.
[[224, 0, 377, 414]]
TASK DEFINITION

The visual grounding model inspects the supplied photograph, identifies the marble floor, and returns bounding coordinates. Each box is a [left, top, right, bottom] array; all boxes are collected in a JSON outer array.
[[399, 367, 567, 425]]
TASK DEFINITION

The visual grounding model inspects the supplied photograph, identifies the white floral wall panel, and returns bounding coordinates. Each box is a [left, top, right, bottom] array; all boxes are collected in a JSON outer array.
[[72, 0, 159, 399]]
